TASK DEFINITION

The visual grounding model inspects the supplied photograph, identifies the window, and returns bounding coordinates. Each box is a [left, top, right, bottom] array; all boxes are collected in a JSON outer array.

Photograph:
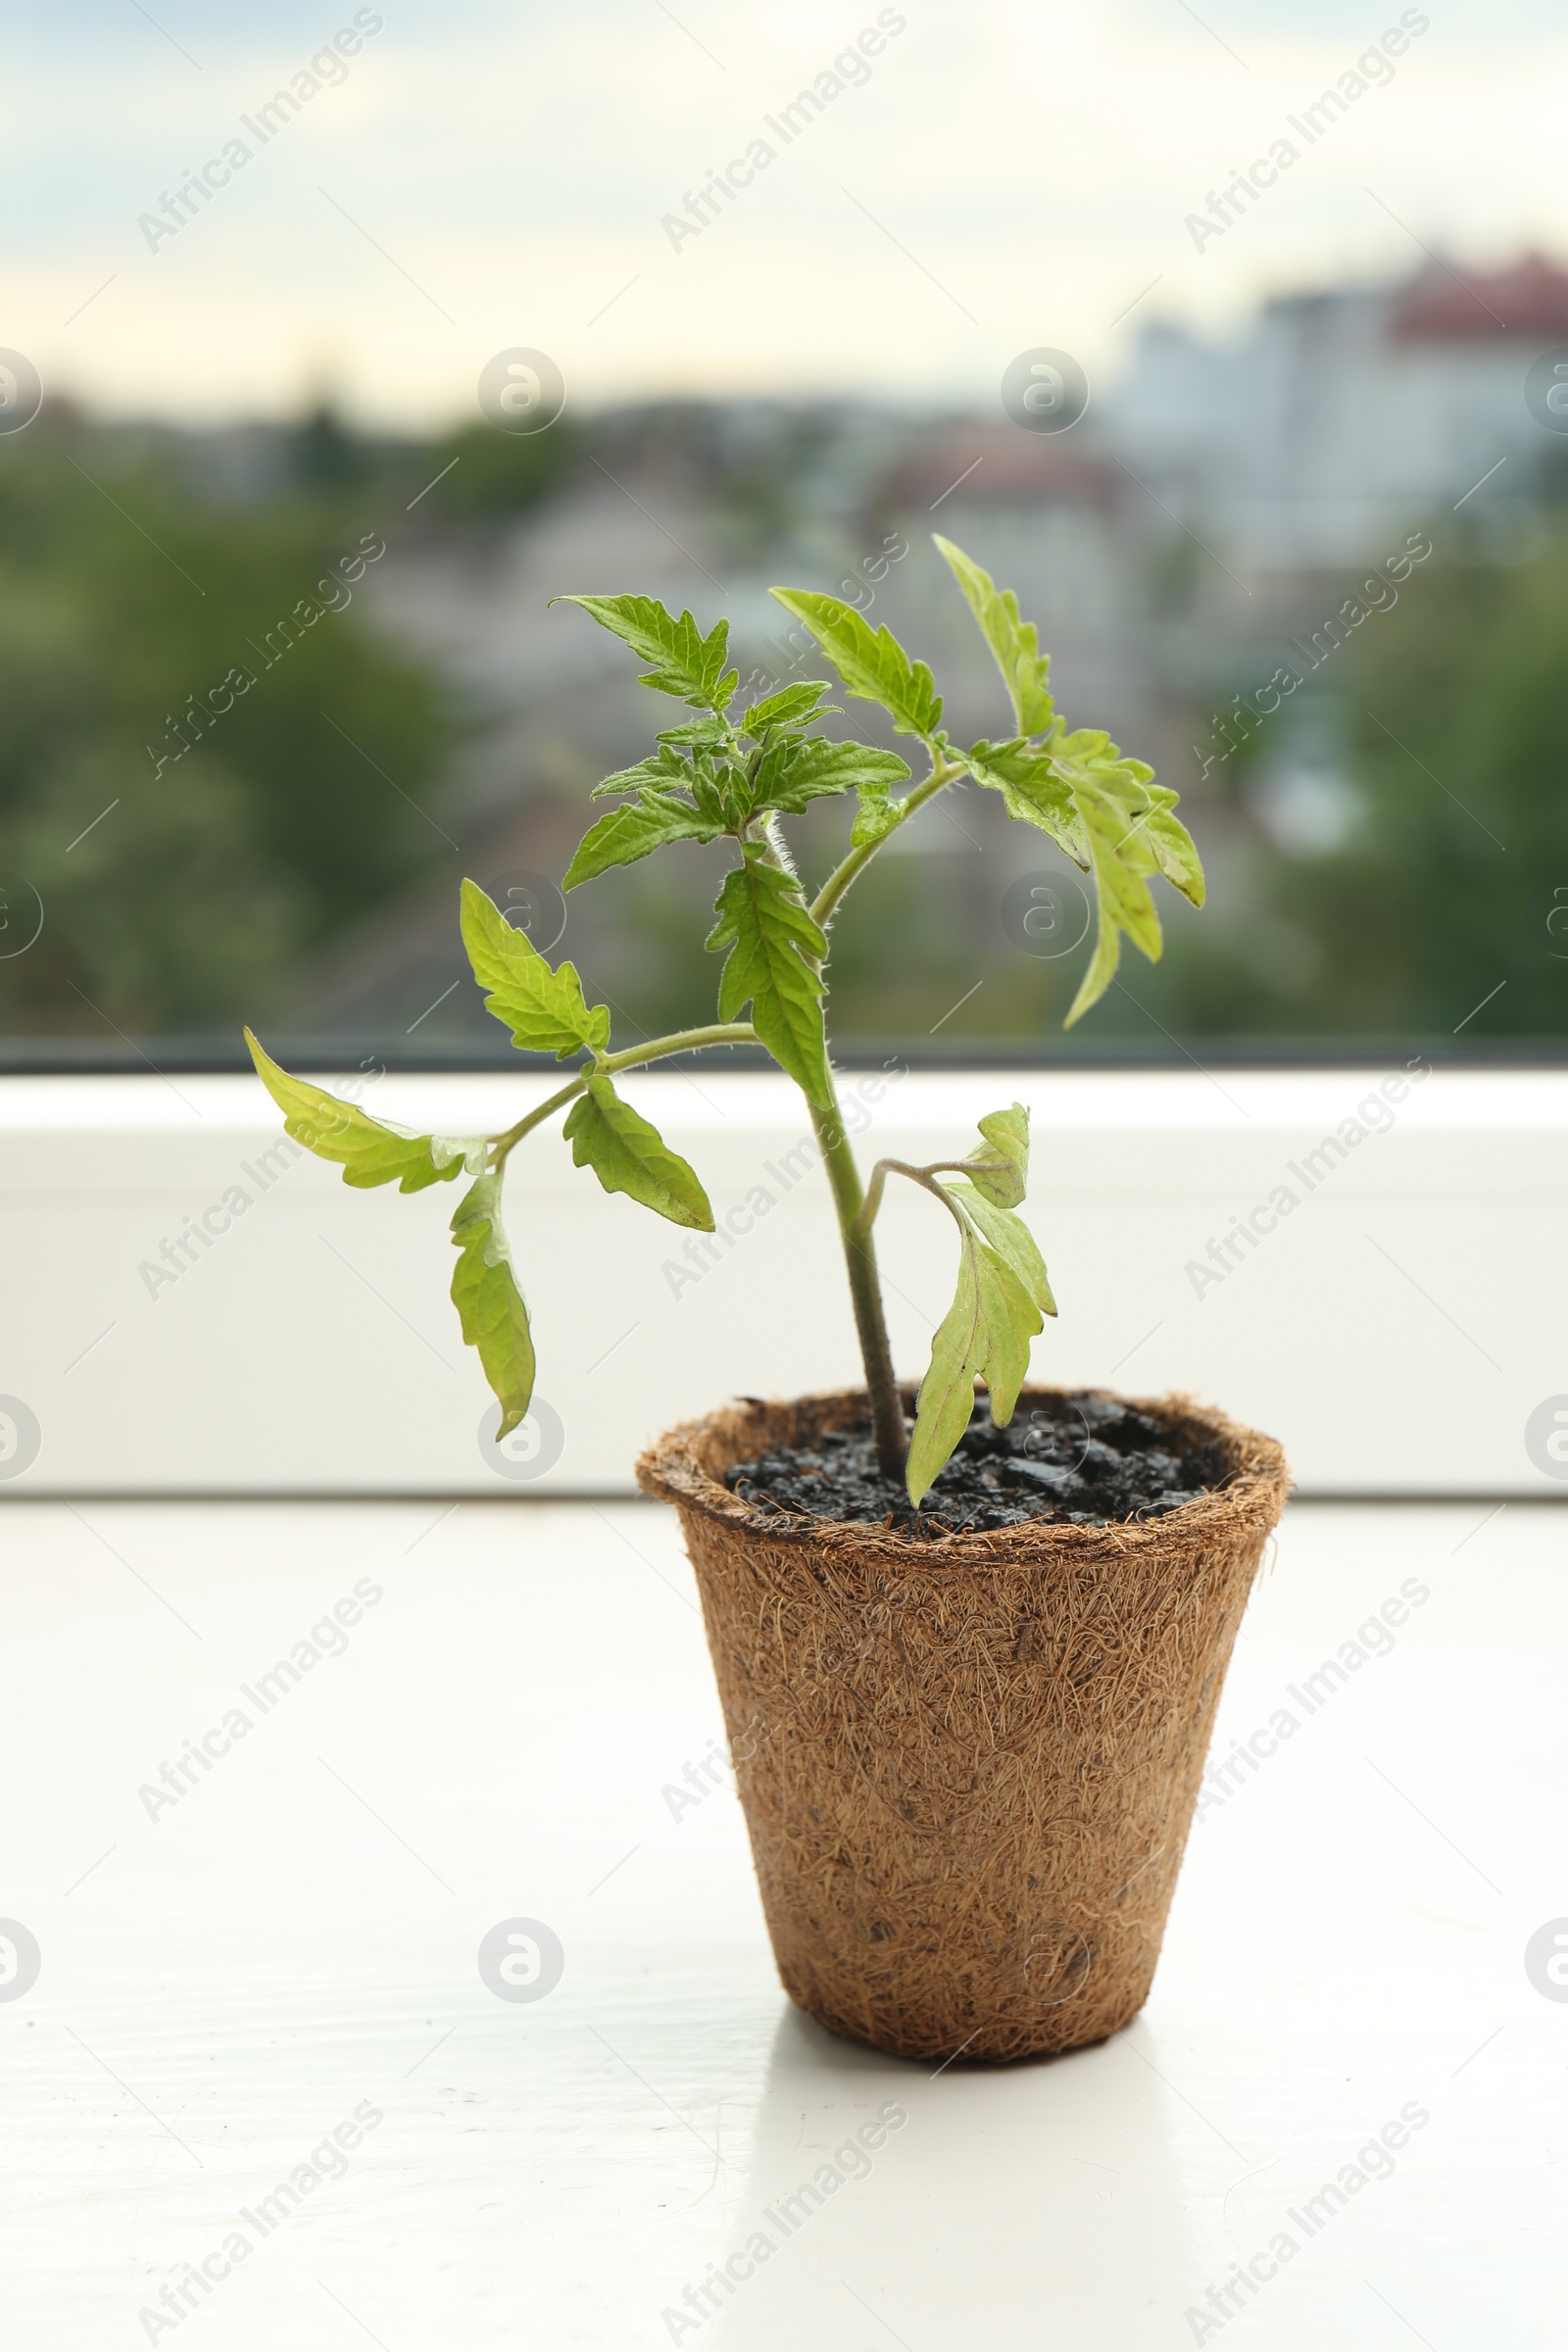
[[2, 4, 1558, 1072]]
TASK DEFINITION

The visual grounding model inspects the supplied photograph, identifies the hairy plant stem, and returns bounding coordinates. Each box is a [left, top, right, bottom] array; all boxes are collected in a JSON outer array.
[[853, 1157, 974, 1244], [808, 1086, 908, 1480], [797, 745, 966, 1483], [489, 744, 967, 1476], [604, 1022, 758, 1077], [486, 1022, 758, 1167], [808, 751, 961, 930]]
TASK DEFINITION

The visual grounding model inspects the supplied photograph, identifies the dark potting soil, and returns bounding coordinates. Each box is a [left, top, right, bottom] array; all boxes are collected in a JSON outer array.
[[724, 1392, 1226, 1537]]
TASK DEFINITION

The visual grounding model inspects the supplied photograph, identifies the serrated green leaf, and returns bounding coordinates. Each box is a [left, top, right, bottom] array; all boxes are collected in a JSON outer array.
[[742, 681, 835, 736], [933, 536, 1055, 735], [245, 1030, 478, 1193], [961, 738, 1089, 865], [906, 1227, 1044, 1507], [655, 715, 732, 751], [563, 1073, 714, 1230], [850, 777, 903, 848], [959, 678, 1203, 1027], [750, 736, 910, 819], [961, 1102, 1030, 1208], [554, 593, 735, 709], [705, 851, 832, 1107], [768, 589, 943, 741], [962, 725, 1206, 1029], [564, 793, 723, 889], [450, 1173, 536, 1438], [461, 879, 611, 1057], [589, 745, 695, 800], [1131, 792, 1205, 905], [1063, 791, 1160, 1026], [1055, 750, 1204, 1027]]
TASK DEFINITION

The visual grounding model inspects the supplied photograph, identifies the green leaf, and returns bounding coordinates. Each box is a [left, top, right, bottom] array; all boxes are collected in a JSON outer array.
[[750, 736, 910, 818], [1052, 744, 1204, 1026], [933, 536, 1055, 735], [961, 738, 1089, 865], [564, 793, 723, 889], [450, 1173, 537, 1439], [742, 681, 835, 736], [1132, 790, 1206, 905], [960, 1102, 1030, 1209], [655, 715, 732, 751], [1079, 786, 1164, 954], [1065, 789, 1160, 1026], [460, 879, 611, 1057], [589, 745, 695, 799], [942, 1182, 1056, 1319], [245, 1031, 478, 1193], [927, 513, 1203, 1020], [768, 589, 942, 741], [965, 718, 1205, 1028], [554, 593, 736, 709], [1069, 910, 1123, 1029], [563, 1074, 714, 1229], [706, 851, 833, 1107], [850, 775, 902, 848], [906, 1225, 1044, 1507], [905, 1108, 1054, 1503]]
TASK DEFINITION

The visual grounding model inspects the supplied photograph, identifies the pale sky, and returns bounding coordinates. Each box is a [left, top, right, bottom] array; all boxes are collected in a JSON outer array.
[[6, 0, 1564, 428]]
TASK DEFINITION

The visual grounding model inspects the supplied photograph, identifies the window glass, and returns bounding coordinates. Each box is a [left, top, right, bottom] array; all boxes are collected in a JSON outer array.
[[1, 1, 1558, 1065]]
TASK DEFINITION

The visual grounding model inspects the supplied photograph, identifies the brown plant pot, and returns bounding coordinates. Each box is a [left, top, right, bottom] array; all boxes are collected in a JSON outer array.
[[637, 1382, 1290, 2064]]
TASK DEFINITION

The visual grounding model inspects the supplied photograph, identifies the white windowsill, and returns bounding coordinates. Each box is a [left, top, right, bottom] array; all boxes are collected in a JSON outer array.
[[0, 1066, 1562, 1494], [0, 1494, 1553, 2345]]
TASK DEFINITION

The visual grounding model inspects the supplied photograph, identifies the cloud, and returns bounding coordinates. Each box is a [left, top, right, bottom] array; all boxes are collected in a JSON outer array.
[[12, 0, 1568, 425]]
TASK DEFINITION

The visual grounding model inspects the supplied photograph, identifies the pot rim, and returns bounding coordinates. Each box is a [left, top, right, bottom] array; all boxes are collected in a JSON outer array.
[[636, 1381, 1291, 1567]]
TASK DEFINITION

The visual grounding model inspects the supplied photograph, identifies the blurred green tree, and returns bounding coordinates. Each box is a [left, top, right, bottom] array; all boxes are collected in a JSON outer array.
[[1158, 534, 1568, 1039], [425, 415, 580, 519], [0, 421, 454, 1036]]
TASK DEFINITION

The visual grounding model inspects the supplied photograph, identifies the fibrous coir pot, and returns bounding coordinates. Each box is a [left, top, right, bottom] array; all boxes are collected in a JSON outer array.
[[638, 1382, 1289, 2064]]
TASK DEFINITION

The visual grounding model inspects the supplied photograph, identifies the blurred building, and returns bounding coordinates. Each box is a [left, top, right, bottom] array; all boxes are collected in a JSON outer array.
[[306, 258, 1568, 1038], [1103, 254, 1568, 567], [861, 425, 1142, 750]]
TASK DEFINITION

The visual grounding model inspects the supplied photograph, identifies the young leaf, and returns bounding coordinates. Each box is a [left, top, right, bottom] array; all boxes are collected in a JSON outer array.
[[1064, 789, 1163, 1025], [655, 715, 732, 751], [933, 536, 1054, 735], [960, 1102, 1030, 1209], [960, 738, 1088, 865], [768, 589, 943, 741], [928, 532, 1205, 1026], [1054, 727, 1203, 898], [554, 594, 736, 709], [742, 681, 835, 736], [1053, 745, 1205, 1026], [706, 851, 833, 1107], [450, 1173, 537, 1438], [564, 793, 723, 889], [589, 745, 697, 799], [1129, 788, 1205, 905], [245, 1031, 478, 1193], [460, 879, 611, 1057], [563, 1074, 714, 1229], [906, 1226, 1044, 1507], [965, 723, 1204, 1027], [750, 736, 910, 818], [942, 1182, 1056, 1318], [850, 775, 902, 848]]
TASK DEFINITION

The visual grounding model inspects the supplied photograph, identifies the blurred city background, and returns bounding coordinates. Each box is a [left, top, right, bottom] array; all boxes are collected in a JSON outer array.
[[3, 1, 1564, 1063]]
